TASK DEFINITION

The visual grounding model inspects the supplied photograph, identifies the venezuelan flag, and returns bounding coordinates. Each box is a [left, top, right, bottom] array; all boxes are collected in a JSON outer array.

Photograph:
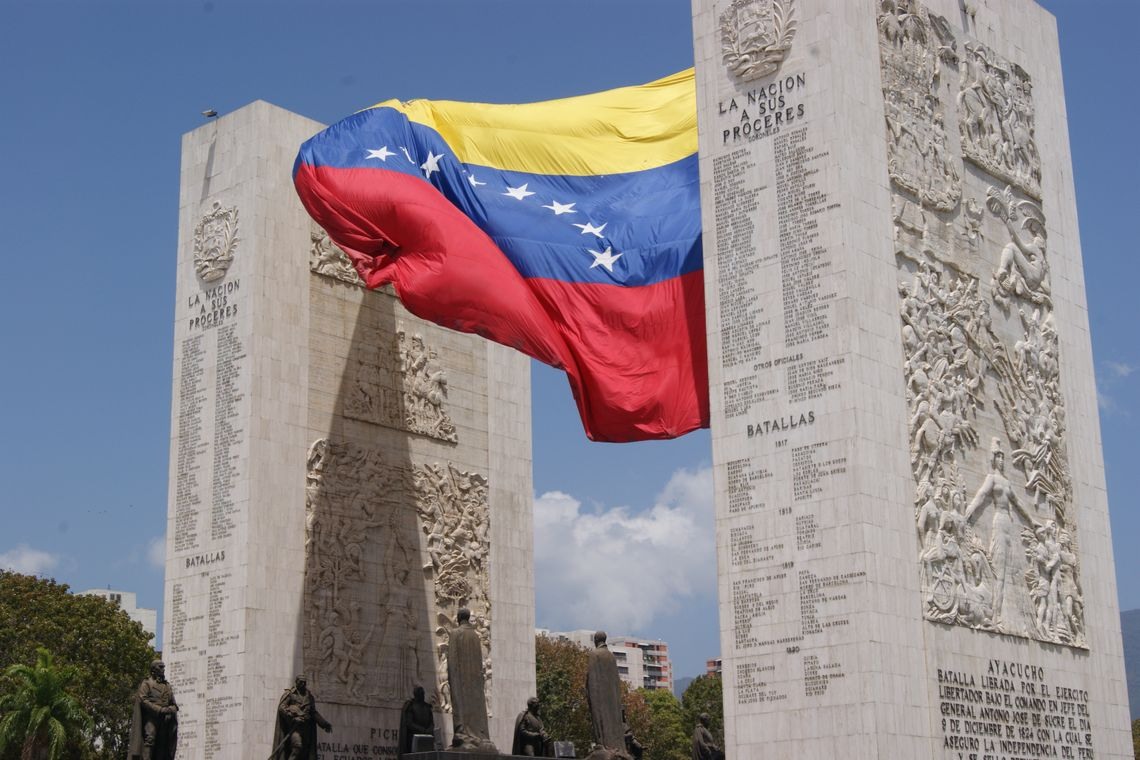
[[294, 69, 706, 442]]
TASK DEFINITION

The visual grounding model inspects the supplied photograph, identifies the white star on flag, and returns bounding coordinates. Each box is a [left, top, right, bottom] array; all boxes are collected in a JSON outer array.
[[421, 151, 445, 179], [589, 246, 622, 272], [542, 200, 577, 215], [504, 183, 536, 200], [366, 146, 395, 161], [400, 147, 416, 164], [468, 174, 487, 187], [573, 221, 607, 237]]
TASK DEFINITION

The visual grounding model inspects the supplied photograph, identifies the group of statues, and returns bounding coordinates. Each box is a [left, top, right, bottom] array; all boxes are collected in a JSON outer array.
[[127, 661, 332, 760], [436, 615, 638, 759], [431, 622, 721, 760], [129, 617, 723, 760]]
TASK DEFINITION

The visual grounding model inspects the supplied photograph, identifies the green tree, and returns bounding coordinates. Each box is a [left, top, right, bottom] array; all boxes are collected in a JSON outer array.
[[636, 688, 689, 760], [621, 688, 650, 756], [535, 636, 592, 755], [1132, 717, 1140, 759], [681, 674, 724, 748], [0, 648, 93, 760], [0, 572, 157, 760]]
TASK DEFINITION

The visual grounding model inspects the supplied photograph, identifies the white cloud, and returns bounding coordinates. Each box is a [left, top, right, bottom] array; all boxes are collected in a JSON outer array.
[[1106, 361, 1136, 379], [534, 466, 716, 635], [0, 544, 60, 576], [147, 536, 166, 570], [1098, 383, 1131, 417]]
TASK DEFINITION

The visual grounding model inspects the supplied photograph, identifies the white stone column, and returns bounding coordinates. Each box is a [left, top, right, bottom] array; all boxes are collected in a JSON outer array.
[[166, 101, 535, 759], [690, 1, 1130, 757]]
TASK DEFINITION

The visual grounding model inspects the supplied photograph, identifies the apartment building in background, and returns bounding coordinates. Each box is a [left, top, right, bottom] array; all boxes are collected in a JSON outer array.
[[538, 628, 673, 692], [78, 588, 157, 639]]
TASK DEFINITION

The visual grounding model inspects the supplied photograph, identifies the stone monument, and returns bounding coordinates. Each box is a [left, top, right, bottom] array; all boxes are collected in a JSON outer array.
[[691, 0, 1131, 757], [163, 101, 535, 759]]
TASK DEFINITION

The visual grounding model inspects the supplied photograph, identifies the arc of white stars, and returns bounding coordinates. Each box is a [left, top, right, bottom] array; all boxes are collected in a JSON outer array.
[[421, 151, 444, 179], [573, 221, 607, 237], [504, 183, 535, 200], [366, 146, 395, 161], [589, 246, 622, 273], [542, 200, 577, 215]]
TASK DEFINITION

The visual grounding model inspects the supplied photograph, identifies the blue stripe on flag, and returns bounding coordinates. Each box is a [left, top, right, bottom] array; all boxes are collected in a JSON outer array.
[[297, 107, 703, 288]]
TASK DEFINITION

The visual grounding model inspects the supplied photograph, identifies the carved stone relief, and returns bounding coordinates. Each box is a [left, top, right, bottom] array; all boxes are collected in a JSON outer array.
[[878, 0, 962, 211], [310, 224, 366, 286], [401, 332, 459, 443], [304, 441, 494, 706], [986, 185, 1051, 309], [343, 325, 459, 444], [957, 41, 1042, 199], [411, 462, 493, 715], [311, 222, 458, 443], [719, 0, 797, 82], [881, 1, 1083, 648], [343, 325, 404, 432], [303, 438, 422, 705], [193, 201, 239, 283]]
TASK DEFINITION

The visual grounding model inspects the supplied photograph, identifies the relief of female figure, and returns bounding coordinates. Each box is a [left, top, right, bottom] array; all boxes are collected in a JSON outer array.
[[964, 438, 1040, 632]]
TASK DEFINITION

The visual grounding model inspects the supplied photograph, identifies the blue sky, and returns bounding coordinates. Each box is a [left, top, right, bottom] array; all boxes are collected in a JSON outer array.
[[0, 0, 1135, 682]]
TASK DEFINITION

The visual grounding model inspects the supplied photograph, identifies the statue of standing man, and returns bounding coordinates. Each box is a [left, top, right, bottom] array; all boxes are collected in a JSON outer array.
[[585, 632, 628, 760], [447, 608, 497, 752], [129, 660, 178, 760], [270, 675, 332, 760]]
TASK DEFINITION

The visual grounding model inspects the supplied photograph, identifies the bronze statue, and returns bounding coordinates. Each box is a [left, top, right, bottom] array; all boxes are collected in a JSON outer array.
[[270, 675, 332, 760], [398, 685, 436, 755], [512, 697, 550, 757], [447, 608, 496, 751], [691, 713, 722, 760], [128, 660, 178, 760], [585, 632, 627, 759]]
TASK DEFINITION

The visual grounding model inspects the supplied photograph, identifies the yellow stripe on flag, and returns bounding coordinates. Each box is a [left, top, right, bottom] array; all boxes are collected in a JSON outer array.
[[366, 69, 696, 176]]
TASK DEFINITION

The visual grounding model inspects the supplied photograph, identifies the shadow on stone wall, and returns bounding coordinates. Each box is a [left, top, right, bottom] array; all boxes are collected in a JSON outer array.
[[293, 269, 441, 747]]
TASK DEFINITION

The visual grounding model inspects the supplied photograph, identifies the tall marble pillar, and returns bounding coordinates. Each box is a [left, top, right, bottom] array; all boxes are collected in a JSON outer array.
[[691, 1, 1130, 757], [164, 101, 535, 759]]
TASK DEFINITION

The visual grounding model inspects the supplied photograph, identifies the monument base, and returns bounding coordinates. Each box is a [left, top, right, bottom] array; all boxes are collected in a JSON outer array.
[[402, 752, 539, 760]]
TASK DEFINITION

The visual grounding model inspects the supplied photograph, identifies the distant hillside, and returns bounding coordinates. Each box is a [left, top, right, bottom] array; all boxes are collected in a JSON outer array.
[[1123, 609, 1140, 719], [674, 676, 695, 699]]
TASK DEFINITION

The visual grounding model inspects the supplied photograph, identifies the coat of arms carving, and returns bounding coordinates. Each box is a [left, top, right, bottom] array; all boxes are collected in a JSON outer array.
[[720, 0, 797, 82], [193, 200, 239, 283]]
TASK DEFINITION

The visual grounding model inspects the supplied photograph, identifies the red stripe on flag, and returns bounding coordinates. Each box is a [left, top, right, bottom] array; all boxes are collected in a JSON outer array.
[[294, 162, 708, 442], [529, 272, 709, 442], [295, 163, 571, 366]]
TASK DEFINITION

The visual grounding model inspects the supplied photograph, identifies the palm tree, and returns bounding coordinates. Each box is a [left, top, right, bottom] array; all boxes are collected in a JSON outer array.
[[0, 648, 92, 760]]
